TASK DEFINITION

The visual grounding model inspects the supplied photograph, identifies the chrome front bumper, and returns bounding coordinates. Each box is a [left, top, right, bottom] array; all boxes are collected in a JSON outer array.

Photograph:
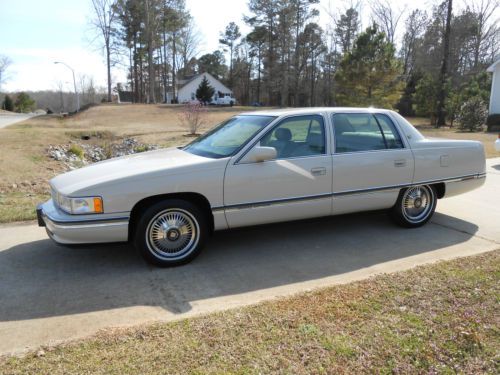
[[37, 199, 129, 245]]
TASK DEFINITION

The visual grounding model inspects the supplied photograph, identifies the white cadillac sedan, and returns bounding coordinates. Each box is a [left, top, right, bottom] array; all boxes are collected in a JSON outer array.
[[38, 108, 486, 266]]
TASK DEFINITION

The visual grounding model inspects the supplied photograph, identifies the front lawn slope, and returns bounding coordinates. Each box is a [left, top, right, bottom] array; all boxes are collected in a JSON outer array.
[[2, 251, 499, 374]]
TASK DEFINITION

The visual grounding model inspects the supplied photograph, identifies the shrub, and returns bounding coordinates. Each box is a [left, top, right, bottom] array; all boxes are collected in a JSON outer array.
[[133, 145, 149, 153], [68, 144, 84, 159], [486, 114, 500, 132], [456, 96, 488, 132], [178, 102, 207, 135]]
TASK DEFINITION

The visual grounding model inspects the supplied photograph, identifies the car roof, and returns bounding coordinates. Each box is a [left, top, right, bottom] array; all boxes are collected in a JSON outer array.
[[239, 107, 394, 117]]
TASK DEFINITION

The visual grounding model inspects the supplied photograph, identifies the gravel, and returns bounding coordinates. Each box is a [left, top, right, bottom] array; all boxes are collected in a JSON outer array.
[[47, 138, 159, 170]]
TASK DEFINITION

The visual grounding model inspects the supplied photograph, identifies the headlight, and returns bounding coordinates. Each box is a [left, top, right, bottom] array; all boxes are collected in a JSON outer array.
[[56, 193, 103, 214]]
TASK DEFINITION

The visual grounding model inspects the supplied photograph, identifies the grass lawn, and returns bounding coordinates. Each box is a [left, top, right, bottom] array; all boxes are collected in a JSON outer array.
[[1, 250, 498, 374], [0, 105, 497, 224]]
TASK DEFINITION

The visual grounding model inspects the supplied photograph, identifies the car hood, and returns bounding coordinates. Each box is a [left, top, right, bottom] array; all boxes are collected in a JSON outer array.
[[51, 147, 216, 196]]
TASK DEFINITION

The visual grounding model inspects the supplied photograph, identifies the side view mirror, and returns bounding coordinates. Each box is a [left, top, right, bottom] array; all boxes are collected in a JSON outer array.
[[241, 146, 277, 163]]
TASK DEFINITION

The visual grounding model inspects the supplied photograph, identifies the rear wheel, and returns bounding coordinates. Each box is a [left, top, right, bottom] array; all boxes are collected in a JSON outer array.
[[390, 185, 437, 228], [133, 199, 207, 266]]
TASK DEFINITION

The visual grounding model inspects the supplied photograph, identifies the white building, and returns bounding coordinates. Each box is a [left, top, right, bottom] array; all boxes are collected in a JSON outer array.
[[167, 72, 234, 104], [487, 58, 500, 130], [487, 59, 500, 115]]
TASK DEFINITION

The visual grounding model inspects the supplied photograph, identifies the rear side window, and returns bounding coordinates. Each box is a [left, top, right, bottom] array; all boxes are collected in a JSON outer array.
[[332, 113, 404, 153], [374, 114, 404, 149]]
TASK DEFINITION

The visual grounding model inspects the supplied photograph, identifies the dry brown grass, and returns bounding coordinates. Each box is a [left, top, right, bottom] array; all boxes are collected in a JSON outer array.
[[0, 106, 497, 223], [408, 117, 498, 158], [0, 104, 257, 222], [1, 250, 498, 374]]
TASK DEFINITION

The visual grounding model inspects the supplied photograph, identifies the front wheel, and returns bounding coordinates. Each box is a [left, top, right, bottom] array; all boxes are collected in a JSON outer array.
[[133, 199, 207, 267], [389, 185, 437, 228]]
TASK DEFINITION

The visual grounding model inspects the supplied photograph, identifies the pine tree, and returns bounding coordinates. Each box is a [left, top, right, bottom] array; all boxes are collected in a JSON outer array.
[[195, 76, 215, 103], [2, 95, 14, 111], [335, 25, 403, 108], [14, 92, 35, 113]]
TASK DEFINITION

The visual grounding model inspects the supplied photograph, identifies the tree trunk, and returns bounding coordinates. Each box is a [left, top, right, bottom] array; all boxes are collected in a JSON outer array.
[[148, 40, 155, 103], [436, 0, 452, 127], [133, 37, 139, 103], [172, 32, 177, 103], [310, 55, 315, 107], [129, 47, 133, 96], [163, 29, 168, 103], [268, 17, 274, 105], [229, 46, 233, 88], [106, 42, 112, 102]]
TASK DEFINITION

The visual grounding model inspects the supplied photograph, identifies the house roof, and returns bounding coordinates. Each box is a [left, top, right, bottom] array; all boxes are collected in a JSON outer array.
[[487, 57, 500, 72], [178, 72, 232, 93]]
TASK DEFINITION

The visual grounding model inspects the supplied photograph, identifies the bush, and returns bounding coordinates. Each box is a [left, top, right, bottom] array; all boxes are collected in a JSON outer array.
[[486, 114, 500, 132], [456, 96, 488, 132], [178, 102, 207, 135], [68, 144, 84, 159]]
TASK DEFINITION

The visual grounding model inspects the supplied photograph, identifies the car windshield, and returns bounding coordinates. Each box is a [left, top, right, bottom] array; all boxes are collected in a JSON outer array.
[[183, 115, 276, 158]]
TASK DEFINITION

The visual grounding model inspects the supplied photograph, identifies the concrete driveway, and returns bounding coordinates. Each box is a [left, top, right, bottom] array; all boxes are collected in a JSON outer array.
[[1, 158, 499, 356], [0, 113, 37, 129]]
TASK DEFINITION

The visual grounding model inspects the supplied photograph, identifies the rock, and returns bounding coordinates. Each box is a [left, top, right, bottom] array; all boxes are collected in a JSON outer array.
[[47, 138, 160, 171]]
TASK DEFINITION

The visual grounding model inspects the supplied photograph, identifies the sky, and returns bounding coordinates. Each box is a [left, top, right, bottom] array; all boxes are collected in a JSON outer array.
[[0, 0, 476, 92]]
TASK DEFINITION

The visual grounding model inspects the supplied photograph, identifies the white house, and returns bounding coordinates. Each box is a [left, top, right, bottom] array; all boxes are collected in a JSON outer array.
[[487, 58, 500, 130], [167, 72, 234, 104]]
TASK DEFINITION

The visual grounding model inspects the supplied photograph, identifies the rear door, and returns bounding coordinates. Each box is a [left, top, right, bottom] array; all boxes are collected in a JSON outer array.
[[331, 112, 414, 214]]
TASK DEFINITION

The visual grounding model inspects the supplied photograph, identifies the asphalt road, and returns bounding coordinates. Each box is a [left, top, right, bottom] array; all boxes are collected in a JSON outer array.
[[0, 113, 37, 129], [0, 158, 499, 356]]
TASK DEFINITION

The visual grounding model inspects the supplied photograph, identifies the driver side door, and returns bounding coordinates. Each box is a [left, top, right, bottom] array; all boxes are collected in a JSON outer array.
[[223, 114, 333, 228]]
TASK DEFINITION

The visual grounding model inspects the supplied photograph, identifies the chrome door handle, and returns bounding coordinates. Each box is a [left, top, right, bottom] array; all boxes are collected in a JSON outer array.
[[394, 160, 406, 167], [311, 167, 326, 176]]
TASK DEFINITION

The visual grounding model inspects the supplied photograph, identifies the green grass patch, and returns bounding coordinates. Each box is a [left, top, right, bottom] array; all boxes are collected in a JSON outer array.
[[0, 192, 50, 223], [1, 251, 498, 374], [67, 144, 84, 159]]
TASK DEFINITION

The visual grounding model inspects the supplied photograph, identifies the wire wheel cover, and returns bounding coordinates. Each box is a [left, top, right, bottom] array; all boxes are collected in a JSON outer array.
[[402, 186, 433, 223], [146, 209, 199, 259]]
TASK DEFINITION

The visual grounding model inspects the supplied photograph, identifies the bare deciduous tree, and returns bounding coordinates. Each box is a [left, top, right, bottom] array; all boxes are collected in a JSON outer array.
[[178, 16, 201, 70], [90, 0, 119, 102], [400, 9, 428, 76], [370, 0, 404, 45], [468, 0, 500, 68], [0, 55, 12, 92]]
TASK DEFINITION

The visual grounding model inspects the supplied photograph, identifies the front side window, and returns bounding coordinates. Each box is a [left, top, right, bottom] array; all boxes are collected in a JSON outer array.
[[183, 115, 275, 159], [261, 115, 326, 158], [332, 113, 404, 153]]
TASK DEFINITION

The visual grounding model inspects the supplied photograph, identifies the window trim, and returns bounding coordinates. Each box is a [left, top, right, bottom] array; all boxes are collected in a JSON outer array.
[[331, 112, 406, 155], [234, 113, 329, 164]]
